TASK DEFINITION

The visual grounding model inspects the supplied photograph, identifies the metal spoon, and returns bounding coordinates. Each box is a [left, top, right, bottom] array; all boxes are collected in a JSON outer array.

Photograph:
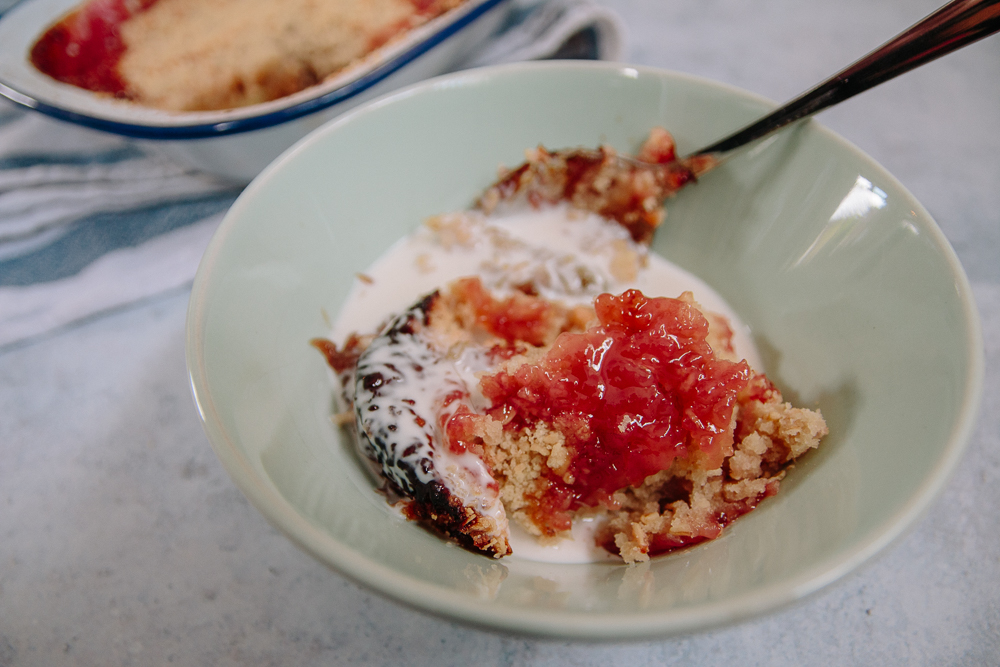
[[683, 0, 1000, 177]]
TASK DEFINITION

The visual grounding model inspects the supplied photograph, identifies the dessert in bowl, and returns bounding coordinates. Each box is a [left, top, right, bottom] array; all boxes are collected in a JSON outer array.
[[311, 131, 829, 564], [185, 61, 983, 638], [0, 0, 510, 182]]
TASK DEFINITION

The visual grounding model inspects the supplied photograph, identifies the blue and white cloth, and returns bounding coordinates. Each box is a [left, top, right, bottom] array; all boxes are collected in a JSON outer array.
[[0, 0, 625, 352]]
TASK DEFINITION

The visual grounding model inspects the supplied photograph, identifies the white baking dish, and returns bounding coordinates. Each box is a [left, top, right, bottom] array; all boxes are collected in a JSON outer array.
[[0, 0, 511, 182]]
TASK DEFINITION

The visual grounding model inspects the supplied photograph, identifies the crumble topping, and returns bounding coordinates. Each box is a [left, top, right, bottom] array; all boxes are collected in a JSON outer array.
[[31, 0, 465, 110]]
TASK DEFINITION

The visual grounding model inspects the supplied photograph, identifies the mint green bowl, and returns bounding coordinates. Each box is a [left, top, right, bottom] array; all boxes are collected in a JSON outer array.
[[185, 61, 983, 639]]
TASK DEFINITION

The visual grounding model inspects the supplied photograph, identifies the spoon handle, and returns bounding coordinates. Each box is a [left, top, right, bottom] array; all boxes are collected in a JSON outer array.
[[691, 0, 1000, 160]]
